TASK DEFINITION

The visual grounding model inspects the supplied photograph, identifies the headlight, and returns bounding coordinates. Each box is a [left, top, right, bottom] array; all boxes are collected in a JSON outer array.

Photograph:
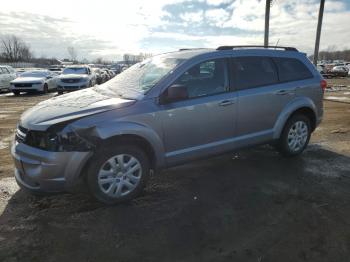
[[32, 82, 43, 85], [25, 130, 93, 152], [80, 78, 89, 82]]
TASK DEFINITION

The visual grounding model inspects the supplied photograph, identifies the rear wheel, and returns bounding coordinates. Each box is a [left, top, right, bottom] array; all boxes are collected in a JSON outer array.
[[87, 145, 150, 204], [13, 91, 20, 96], [277, 114, 311, 157], [58, 90, 63, 95]]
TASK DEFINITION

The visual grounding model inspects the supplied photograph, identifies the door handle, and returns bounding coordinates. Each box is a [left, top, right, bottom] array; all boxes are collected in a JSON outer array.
[[275, 89, 294, 95], [219, 100, 235, 106]]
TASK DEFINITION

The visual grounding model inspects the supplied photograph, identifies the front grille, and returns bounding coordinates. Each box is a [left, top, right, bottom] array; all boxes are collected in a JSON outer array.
[[61, 79, 80, 83], [14, 83, 32, 88], [63, 86, 80, 89], [16, 125, 28, 143]]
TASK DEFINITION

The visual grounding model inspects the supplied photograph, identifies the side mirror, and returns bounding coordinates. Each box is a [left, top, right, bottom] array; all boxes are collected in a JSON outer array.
[[46, 76, 52, 79], [160, 84, 188, 104]]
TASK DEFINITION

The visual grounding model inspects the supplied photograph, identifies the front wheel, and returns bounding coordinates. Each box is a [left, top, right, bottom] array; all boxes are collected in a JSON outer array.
[[13, 91, 20, 96], [87, 145, 150, 204], [277, 114, 311, 157], [43, 84, 48, 94]]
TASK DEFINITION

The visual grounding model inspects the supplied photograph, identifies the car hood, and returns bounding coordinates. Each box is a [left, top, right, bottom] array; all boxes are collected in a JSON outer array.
[[11, 77, 45, 83], [59, 74, 87, 79], [20, 88, 136, 131]]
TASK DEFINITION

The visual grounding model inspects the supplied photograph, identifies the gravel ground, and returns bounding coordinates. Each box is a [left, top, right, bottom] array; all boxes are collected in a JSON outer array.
[[0, 79, 349, 262]]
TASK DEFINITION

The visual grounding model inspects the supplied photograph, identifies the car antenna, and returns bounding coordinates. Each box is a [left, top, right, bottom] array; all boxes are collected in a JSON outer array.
[[274, 39, 280, 49]]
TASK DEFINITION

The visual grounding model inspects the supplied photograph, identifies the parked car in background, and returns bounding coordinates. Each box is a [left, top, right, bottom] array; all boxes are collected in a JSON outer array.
[[48, 67, 63, 75], [10, 70, 57, 95], [331, 66, 349, 77], [0, 65, 17, 92], [93, 68, 103, 84], [107, 69, 115, 79], [110, 66, 121, 74], [12, 46, 325, 204], [100, 69, 110, 82], [316, 64, 332, 79], [57, 65, 95, 94]]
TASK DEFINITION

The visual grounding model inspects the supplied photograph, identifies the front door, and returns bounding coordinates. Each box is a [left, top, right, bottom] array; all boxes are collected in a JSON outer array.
[[160, 58, 238, 165]]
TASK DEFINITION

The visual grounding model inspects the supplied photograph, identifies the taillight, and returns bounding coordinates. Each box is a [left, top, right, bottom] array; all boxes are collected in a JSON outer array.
[[320, 79, 327, 91]]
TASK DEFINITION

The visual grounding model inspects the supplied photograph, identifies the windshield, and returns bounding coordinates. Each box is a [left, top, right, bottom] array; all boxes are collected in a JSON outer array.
[[20, 71, 47, 77], [96, 55, 184, 99], [63, 67, 88, 75]]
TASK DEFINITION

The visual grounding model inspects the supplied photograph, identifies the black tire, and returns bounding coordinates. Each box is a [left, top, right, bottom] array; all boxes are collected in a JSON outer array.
[[43, 84, 48, 94], [277, 114, 311, 157], [87, 145, 150, 204], [13, 91, 20, 96], [57, 90, 63, 95]]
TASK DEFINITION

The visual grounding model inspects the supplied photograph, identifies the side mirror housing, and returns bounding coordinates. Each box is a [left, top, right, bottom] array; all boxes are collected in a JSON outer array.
[[159, 84, 188, 104]]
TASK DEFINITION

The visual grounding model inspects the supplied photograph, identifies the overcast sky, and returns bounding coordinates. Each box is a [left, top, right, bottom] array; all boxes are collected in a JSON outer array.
[[1, 0, 349, 60]]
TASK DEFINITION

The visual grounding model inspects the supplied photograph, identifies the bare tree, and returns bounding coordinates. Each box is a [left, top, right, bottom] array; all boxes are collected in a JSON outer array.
[[0, 35, 32, 62], [67, 46, 78, 62], [94, 57, 104, 64]]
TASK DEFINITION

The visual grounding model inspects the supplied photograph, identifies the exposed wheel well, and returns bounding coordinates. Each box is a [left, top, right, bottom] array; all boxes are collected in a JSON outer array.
[[78, 134, 157, 182], [289, 107, 316, 132]]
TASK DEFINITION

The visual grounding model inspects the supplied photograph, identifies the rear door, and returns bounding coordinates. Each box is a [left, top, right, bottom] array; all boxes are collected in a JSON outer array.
[[231, 56, 295, 141]]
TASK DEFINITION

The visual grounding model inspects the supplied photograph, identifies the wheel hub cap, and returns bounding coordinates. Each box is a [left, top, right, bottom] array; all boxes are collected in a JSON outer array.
[[97, 154, 142, 198]]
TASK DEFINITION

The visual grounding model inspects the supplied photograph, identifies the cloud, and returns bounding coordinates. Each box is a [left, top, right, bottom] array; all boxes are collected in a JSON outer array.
[[151, 0, 350, 54], [0, 0, 349, 60], [0, 12, 115, 59]]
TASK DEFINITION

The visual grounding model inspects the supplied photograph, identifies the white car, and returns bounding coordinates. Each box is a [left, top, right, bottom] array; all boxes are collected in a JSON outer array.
[[57, 65, 96, 94], [10, 70, 57, 95], [331, 66, 349, 77], [0, 65, 17, 92]]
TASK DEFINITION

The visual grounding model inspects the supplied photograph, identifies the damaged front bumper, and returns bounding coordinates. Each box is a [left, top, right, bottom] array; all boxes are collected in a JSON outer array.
[[11, 140, 92, 193]]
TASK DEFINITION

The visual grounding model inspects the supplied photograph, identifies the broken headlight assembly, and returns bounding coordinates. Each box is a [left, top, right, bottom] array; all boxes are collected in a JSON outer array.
[[25, 130, 94, 152]]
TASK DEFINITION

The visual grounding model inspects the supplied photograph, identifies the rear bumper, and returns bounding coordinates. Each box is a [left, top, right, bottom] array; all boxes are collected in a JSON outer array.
[[11, 140, 92, 192]]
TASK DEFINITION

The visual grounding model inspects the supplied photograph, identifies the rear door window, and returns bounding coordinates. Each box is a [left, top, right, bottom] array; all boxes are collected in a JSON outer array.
[[274, 57, 313, 82], [231, 56, 278, 90]]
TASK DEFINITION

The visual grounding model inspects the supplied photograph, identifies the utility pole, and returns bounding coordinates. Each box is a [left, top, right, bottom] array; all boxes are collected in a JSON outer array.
[[313, 0, 325, 65], [264, 0, 271, 47]]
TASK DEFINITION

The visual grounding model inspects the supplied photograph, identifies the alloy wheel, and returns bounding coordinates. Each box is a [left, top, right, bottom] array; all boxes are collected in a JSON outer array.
[[287, 121, 308, 152]]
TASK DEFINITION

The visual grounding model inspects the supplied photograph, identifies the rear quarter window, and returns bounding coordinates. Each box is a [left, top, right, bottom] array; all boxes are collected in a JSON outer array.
[[274, 57, 313, 82]]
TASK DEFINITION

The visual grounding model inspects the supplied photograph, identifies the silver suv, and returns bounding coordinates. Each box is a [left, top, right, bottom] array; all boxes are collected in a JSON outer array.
[[12, 46, 325, 204]]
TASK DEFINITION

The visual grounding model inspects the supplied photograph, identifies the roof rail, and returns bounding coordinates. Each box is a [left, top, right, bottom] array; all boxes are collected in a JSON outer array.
[[178, 48, 208, 51], [216, 45, 298, 51]]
